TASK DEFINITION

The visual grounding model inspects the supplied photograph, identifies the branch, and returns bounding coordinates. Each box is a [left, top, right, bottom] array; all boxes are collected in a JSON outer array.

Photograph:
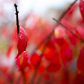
[[53, 18, 83, 43], [14, 3, 19, 34]]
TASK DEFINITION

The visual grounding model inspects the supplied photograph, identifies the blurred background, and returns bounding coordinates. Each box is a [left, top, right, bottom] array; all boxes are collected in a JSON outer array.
[[0, 0, 75, 25], [1, 0, 84, 84]]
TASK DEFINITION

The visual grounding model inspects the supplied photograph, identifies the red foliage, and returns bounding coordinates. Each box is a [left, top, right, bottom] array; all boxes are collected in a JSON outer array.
[[76, 26, 84, 41], [72, 74, 84, 84], [79, 0, 84, 21], [47, 53, 61, 72], [30, 53, 40, 66], [16, 26, 28, 58], [43, 41, 56, 61], [6, 44, 14, 57], [77, 44, 84, 72], [60, 41, 73, 65], [38, 65, 45, 73], [1, 1, 84, 83], [16, 51, 28, 70], [44, 74, 49, 80]]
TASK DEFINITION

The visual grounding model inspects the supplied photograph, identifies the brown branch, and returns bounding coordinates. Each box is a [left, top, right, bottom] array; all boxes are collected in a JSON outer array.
[[31, 0, 77, 84], [14, 3, 19, 34]]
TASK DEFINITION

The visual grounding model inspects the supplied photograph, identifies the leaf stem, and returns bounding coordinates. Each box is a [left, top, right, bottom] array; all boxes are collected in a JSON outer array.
[[14, 3, 19, 34]]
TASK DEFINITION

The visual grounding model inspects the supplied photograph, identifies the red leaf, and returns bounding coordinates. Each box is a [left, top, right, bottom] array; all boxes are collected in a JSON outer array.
[[16, 26, 28, 58]]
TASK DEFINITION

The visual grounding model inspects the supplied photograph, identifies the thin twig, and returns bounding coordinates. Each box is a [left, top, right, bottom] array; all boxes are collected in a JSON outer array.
[[53, 18, 83, 43], [14, 3, 19, 34], [31, 0, 77, 83]]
